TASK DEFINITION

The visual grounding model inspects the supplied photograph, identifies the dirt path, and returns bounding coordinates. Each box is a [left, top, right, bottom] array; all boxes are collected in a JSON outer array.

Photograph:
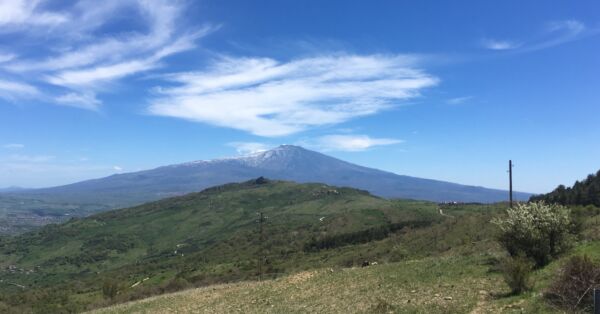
[[438, 208, 454, 218], [469, 290, 489, 314]]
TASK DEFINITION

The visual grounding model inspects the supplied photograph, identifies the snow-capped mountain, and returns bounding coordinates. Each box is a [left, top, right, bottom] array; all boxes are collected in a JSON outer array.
[[5, 145, 531, 208]]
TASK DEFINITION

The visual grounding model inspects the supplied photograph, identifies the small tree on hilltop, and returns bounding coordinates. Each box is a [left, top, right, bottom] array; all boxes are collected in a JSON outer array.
[[492, 201, 573, 267]]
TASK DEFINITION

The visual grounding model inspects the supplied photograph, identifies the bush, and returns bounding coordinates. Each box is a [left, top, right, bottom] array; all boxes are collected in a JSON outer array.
[[546, 255, 600, 312], [163, 278, 190, 292], [102, 279, 120, 300], [492, 202, 573, 267], [500, 256, 533, 294]]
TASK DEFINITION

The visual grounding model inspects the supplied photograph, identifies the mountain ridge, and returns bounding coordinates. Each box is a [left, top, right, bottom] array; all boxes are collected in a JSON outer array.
[[3, 145, 531, 208]]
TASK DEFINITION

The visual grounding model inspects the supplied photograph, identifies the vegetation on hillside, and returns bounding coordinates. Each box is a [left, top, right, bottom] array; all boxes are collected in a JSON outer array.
[[546, 254, 600, 312], [0, 179, 444, 312], [1, 178, 598, 313], [531, 169, 600, 206], [92, 229, 600, 314]]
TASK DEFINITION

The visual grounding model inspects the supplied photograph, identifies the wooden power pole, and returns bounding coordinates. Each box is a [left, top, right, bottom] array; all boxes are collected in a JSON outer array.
[[257, 211, 265, 281], [509, 160, 513, 208]]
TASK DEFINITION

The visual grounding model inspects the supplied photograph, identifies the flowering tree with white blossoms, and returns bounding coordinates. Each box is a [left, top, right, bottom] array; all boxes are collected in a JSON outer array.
[[492, 201, 573, 267]]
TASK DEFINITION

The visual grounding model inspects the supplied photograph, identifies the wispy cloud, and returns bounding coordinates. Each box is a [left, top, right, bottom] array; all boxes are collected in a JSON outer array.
[[227, 142, 272, 155], [303, 134, 403, 152], [481, 20, 592, 53], [8, 154, 55, 162], [55, 92, 101, 111], [0, 79, 39, 100], [113, 165, 123, 172], [446, 96, 473, 105], [481, 39, 521, 50], [0, 0, 68, 27], [3, 143, 24, 149], [0, 53, 16, 63], [527, 20, 588, 51], [0, 0, 213, 110], [149, 54, 438, 137]]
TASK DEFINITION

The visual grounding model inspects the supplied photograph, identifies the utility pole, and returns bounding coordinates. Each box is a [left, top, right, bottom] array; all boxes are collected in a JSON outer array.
[[257, 211, 266, 281], [509, 160, 513, 208]]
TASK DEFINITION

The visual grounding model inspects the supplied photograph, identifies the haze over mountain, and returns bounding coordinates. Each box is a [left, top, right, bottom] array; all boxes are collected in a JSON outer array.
[[4, 145, 530, 208], [0, 187, 28, 193]]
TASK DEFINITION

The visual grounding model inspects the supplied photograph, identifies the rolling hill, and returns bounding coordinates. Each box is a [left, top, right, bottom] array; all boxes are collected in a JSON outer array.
[[2, 178, 594, 313], [2, 179, 596, 313], [0, 179, 441, 312]]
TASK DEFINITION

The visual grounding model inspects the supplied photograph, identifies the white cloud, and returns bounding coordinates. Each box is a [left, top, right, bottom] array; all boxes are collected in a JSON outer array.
[[113, 166, 123, 172], [55, 92, 101, 110], [9, 154, 55, 162], [305, 134, 403, 152], [3, 143, 24, 149], [0, 53, 16, 63], [227, 142, 271, 155], [529, 20, 587, 51], [481, 39, 521, 50], [482, 20, 591, 53], [0, 79, 39, 100], [446, 96, 473, 105], [0, 0, 212, 109], [46, 60, 156, 88], [0, 0, 68, 27], [149, 54, 438, 137]]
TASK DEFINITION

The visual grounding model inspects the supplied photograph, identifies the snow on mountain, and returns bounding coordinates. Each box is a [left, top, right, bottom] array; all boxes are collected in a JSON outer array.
[[7, 145, 531, 210]]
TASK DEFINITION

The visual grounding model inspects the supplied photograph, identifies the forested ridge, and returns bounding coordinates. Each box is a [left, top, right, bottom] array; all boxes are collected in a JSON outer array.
[[531, 170, 600, 206]]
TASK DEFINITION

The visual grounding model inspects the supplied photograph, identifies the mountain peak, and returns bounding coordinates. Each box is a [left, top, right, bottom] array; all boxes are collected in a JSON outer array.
[[274, 144, 305, 151]]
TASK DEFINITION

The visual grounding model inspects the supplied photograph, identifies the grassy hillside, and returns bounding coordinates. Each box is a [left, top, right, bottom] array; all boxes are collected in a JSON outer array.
[[2, 179, 597, 313], [0, 178, 441, 312], [92, 241, 600, 314], [92, 202, 600, 314]]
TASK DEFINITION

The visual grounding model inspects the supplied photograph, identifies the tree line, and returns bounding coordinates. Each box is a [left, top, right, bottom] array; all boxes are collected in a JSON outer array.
[[303, 220, 431, 252], [530, 169, 600, 207]]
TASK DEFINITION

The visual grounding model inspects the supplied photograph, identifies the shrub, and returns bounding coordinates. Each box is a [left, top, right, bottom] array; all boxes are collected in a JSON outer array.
[[492, 202, 573, 267], [163, 278, 190, 292], [500, 256, 533, 294], [102, 279, 120, 300], [546, 255, 600, 312]]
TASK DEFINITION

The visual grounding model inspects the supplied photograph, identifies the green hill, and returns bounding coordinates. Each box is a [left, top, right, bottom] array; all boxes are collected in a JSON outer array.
[[3, 178, 596, 313], [0, 178, 440, 312]]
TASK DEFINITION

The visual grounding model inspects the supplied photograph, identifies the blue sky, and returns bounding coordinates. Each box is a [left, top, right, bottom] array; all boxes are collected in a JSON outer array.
[[0, 0, 599, 193]]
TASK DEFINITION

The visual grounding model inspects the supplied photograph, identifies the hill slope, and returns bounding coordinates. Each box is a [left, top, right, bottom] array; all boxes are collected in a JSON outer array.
[[3, 179, 596, 313], [0, 179, 440, 312], [6, 145, 530, 208], [92, 241, 600, 314]]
